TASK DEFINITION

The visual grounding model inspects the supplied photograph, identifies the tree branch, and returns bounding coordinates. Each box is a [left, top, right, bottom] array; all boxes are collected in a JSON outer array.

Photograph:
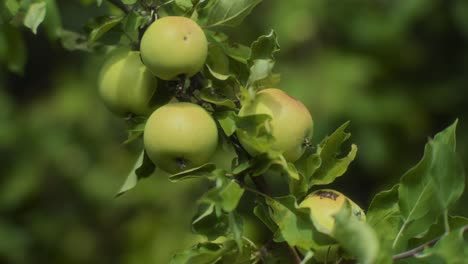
[[392, 225, 468, 260], [106, 0, 130, 13], [285, 243, 302, 264], [250, 175, 301, 264]]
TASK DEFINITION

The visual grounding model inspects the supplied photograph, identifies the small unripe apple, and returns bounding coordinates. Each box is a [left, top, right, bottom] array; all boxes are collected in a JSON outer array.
[[242, 215, 269, 246], [140, 16, 208, 80], [143, 102, 218, 174], [98, 49, 157, 116], [237, 88, 313, 162], [299, 189, 366, 236]]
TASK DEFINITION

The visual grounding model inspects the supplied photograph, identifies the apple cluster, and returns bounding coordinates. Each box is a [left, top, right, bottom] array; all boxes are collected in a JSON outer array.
[[98, 15, 368, 261], [97, 16, 317, 175]]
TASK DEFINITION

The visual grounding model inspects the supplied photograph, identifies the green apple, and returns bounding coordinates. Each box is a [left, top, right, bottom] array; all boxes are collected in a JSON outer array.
[[299, 189, 366, 236], [242, 215, 269, 246], [237, 88, 313, 162], [98, 49, 157, 116], [143, 102, 218, 174], [140, 16, 208, 80]]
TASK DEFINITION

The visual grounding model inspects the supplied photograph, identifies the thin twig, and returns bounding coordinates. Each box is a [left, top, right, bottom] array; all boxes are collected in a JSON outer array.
[[106, 0, 130, 13], [392, 225, 468, 260], [285, 243, 302, 264], [250, 175, 302, 264], [251, 175, 271, 195]]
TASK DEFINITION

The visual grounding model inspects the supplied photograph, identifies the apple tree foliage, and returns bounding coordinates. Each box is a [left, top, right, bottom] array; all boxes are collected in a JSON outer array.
[[2, 0, 466, 263]]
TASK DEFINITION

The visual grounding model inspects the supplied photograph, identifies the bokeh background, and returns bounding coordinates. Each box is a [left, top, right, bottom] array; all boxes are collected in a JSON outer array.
[[1, 0, 468, 263]]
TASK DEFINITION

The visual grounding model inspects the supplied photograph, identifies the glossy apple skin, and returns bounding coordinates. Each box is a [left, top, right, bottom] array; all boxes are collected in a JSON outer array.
[[140, 16, 208, 80], [143, 102, 218, 174], [98, 49, 157, 116], [237, 88, 313, 162], [299, 189, 366, 236]]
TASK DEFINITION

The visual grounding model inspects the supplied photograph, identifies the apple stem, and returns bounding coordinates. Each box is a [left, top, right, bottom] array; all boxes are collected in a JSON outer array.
[[176, 158, 187, 170], [174, 75, 192, 102], [286, 244, 302, 264], [189, 72, 204, 91], [302, 137, 312, 149]]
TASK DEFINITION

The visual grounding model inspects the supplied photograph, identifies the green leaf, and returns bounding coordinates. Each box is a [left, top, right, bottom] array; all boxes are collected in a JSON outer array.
[[367, 185, 401, 244], [171, 240, 249, 264], [218, 239, 256, 263], [295, 152, 321, 184], [247, 59, 275, 87], [419, 226, 468, 264], [2, 0, 20, 20], [175, 0, 193, 11], [367, 185, 401, 263], [395, 121, 465, 249], [214, 111, 237, 136], [433, 119, 457, 149], [247, 30, 280, 86], [232, 151, 299, 181], [42, 0, 62, 40], [334, 201, 379, 264], [0, 24, 27, 74], [299, 251, 314, 264], [224, 43, 251, 64], [310, 121, 357, 186], [429, 121, 465, 210], [408, 215, 468, 249], [58, 29, 90, 51], [197, 0, 262, 29], [23, 2, 47, 34], [192, 204, 229, 240], [123, 116, 146, 144], [237, 85, 255, 108], [200, 87, 237, 109], [228, 212, 243, 249], [234, 113, 274, 154], [206, 45, 230, 77], [88, 16, 123, 43], [249, 30, 280, 61], [253, 199, 278, 233], [122, 0, 137, 4], [121, 11, 150, 43], [289, 172, 309, 201], [206, 31, 251, 66], [202, 178, 244, 212], [170, 241, 225, 264], [116, 150, 156, 196], [169, 163, 217, 182], [265, 195, 332, 249], [205, 64, 231, 81]]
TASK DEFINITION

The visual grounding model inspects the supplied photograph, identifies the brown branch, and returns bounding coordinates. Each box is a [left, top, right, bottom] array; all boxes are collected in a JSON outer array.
[[106, 0, 130, 13], [250, 175, 301, 264], [285, 243, 302, 264], [392, 225, 468, 260], [251, 175, 271, 195]]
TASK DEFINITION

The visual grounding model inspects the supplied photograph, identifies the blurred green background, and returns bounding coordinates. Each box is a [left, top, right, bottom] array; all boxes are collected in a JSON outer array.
[[1, 0, 467, 263]]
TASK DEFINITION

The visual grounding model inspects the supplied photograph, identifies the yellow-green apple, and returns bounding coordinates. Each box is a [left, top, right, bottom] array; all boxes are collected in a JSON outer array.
[[237, 88, 313, 162], [140, 16, 208, 80], [299, 189, 366, 262], [98, 49, 157, 116], [143, 102, 218, 173], [299, 189, 366, 236]]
